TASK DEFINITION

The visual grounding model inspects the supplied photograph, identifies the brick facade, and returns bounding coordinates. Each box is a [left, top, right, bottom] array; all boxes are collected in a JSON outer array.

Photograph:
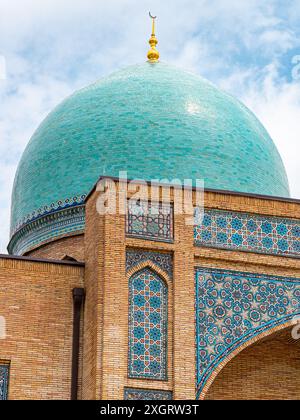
[[0, 255, 84, 400], [27, 235, 85, 262], [205, 327, 300, 400], [2, 181, 300, 400]]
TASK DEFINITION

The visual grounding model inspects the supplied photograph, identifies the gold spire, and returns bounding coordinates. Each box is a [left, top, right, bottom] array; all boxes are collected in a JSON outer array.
[[147, 12, 160, 63]]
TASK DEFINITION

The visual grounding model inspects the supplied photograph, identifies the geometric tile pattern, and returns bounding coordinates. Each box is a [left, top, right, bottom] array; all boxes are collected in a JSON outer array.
[[126, 200, 173, 242], [0, 365, 9, 400], [8, 205, 85, 255], [128, 268, 168, 380], [126, 249, 173, 278], [124, 388, 172, 400], [195, 267, 300, 399], [12, 194, 86, 235], [195, 209, 300, 258]]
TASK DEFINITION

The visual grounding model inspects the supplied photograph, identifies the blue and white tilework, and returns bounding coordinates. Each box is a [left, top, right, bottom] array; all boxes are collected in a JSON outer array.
[[0, 365, 9, 400], [126, 200, 173, 242], [128, 268, 168, 380], [8, 206, 85, 256], [126, 249, 173, 278], [194, 209, 300, 258], [195, 267, 300, 399], [124, 388, 172, 400]]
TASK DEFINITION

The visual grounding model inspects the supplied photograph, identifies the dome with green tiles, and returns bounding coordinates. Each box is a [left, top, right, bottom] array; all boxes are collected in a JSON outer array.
[[9, 62, 290, 255]]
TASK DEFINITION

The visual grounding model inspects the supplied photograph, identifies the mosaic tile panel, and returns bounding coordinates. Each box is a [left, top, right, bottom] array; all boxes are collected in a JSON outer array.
[[195, 267, 300, 399], [194, 209, 300, 258], [126, 249, 173, 278], [128, 268, 168, 380], [0, 365, 9, 400], [8, 205, 85, 255], [127, 200, 173, 242], [124, 388, 172, 400]]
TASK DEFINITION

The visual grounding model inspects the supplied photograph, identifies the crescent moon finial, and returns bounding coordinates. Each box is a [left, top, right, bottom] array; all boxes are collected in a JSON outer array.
[[147, 12, 159, 62], [149, 12, 157, 20]]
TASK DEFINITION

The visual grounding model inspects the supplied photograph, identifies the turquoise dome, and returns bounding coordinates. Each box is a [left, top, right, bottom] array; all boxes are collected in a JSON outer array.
[[9, 62, 290, 253]]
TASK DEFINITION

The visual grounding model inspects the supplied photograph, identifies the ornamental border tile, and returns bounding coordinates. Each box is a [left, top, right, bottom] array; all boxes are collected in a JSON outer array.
[[126, 249, 173, 278], [124, 388, 172, 400], [12, 194, 86, 235], [194, 208, 300, 258], [8, 205, 85, 255]]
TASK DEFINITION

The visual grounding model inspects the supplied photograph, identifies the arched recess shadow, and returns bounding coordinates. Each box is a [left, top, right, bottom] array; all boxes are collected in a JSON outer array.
[[200, 319, 297, 400]]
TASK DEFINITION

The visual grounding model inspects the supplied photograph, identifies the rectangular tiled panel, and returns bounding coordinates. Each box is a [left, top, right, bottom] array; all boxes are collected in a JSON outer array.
[[194, 209, 300, 258], [124, 388, 172, 400], [128, 268, 168, 380], [126, 200, 173, 242]]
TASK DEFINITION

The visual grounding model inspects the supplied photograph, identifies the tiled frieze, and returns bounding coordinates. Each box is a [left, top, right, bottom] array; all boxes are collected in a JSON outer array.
[[126, 200, 173, 242], [124, 388, 172, 400], [12, 194, 86, 235], [126, 249, 173, 278], [0, 365, 9, 400], [195, 209, 300, 258], [8, 205, 85, 255], [128, 268, 168, 380], [195, 267, 300, 399]]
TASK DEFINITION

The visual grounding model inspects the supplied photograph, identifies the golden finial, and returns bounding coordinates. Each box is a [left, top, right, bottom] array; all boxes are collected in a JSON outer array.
[[147, 12, 160, 63]]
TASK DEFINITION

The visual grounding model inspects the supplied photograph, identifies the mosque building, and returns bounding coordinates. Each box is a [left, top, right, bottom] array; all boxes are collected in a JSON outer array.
[[1, 15, 300, 400]]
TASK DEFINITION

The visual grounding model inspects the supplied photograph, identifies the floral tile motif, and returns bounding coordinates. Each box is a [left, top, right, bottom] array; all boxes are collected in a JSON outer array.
[[126, 200, 173, 242], [128, 268, 168, 380], [0, 365, 9, 400], [194, 209, 300, 258], [195, 267, 300, 399], [126, 249, 173, 278], [124, 388, 172, 400]]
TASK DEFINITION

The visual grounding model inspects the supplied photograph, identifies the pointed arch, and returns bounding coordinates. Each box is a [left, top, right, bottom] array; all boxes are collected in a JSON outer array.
[[128, 266, 168, 380], [200, 320, 296, 400], [126, 259, 172, 286]]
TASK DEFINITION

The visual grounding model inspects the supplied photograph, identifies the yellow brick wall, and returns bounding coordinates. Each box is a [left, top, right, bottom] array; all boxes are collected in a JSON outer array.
[[3, 182, 300, 400], [0, 256, 84, 400], [205, 327, 300, 400], [83, 182, 300, 400], [27, 235, 85, 262]]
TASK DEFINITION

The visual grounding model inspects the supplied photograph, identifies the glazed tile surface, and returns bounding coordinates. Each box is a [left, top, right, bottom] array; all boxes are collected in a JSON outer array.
[[195, 209, 300, 258], [195, 267, 300, 398], [10, 62, 290, 253], [128, 268, 168, 380], [124, 388, 172, 400]]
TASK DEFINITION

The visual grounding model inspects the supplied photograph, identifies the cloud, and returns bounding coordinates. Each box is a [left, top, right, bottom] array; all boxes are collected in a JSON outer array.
[[0, 0, 299, 252]]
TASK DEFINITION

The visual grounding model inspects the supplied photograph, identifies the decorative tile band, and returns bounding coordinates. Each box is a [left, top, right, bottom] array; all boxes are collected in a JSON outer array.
[[124, 388, 172, 400], [195, 267, 300, 399], [194, 209, 300, 258], [12, 194, 86, 235], [0, 365, 9, 400], [126, 200, 174, 242], [8, 205, 85, 255], [128, 268, 168, 380], [126, 249, 173, 278]]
